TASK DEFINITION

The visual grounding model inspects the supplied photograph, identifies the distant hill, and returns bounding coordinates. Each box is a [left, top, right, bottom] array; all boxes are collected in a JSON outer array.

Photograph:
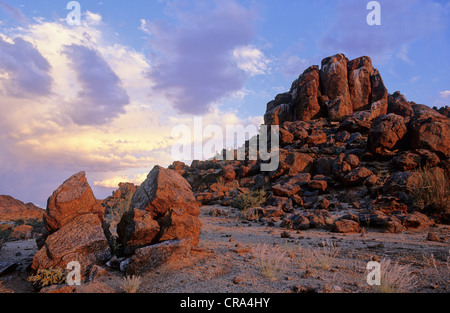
[[0, 195, 44, 222]]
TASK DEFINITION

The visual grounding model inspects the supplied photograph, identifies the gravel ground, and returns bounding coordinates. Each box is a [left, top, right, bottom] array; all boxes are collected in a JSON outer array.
[[1, 206, 449, 293]]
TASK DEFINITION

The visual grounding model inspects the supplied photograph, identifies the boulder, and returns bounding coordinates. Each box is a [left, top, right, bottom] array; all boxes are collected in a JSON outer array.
[[333, 219, 360, 233], [371, 197, 408, 215], [306, 129, 327, 146], [369, 69, 388, 120], [279, 128, 295, 146], [347, 56, 373, 112], [320, 54, 353, 121], [344, 167, 374, 186], [32, 213, 111, 273], [272, 183, 301, 198], [388, 92, 413, 119], [117, 209, 161, 255], [383, 171, 422, 196], [44, 172, 105, 233], [283, 151, 314, 176], [125, 239, 192, 275], [282, 214, 310, 231], [291, 65, 322, 121], [119, 166, 201, 254], [264, 103, 293, 126], [221, 165, 236, 182], [410, 104, 450, 158], [343, 154, 360, 169], [332, 153, 352, 180], [313, 157, 334, 176], [393, 152, 422, 171], [308, 180, 328, 192], [368, 114, 407, 155]]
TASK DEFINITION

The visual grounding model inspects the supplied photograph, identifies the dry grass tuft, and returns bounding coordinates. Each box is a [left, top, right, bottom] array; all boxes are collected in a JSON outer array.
[[252, 244, 288, 281], [375, 259, 416, 293], [412, 167, 450, 216], [121, 275, 141, 293], [300, 240, 340, 270]]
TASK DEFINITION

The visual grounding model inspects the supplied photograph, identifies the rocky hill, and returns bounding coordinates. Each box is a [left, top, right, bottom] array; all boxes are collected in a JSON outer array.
[[0, 195, 44, 222], [172, 53, 450, 232]]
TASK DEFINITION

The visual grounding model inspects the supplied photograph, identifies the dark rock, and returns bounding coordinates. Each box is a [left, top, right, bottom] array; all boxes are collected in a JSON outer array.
[[126, 239, 192, 275]]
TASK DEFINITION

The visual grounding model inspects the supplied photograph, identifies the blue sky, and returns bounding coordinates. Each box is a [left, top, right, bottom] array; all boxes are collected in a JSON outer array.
[[0, 0, 449, 207]]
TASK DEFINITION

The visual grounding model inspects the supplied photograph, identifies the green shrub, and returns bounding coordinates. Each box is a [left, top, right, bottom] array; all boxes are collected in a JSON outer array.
[[231, 190, 267, 211]]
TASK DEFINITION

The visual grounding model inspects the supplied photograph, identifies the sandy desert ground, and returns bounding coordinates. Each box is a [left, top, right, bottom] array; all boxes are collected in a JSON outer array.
[[1, 205, 449, 294]]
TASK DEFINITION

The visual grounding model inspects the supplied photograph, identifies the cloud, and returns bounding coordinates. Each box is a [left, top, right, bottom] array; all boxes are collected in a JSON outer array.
[[62, 44, 130, 125], [320, 0, 446, 63], [94, 172, 148, 188], [85, 11, 103, 26], [440, 90, 450, 99], [0, 1, 27, 24], [146, 0, 258, 115], [0, 37, 52, 97], [232, 45, 270, 76], [0, 13, 264, 206]]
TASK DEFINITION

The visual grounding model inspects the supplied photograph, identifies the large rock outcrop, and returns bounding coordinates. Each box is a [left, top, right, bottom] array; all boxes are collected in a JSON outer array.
[[264, 54, 388, 125], [32, 172, 111, 273], [117, 166, 201, 256]]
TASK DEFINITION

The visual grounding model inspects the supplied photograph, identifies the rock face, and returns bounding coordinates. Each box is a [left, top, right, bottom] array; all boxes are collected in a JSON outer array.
[[410, 104, 450, 158], [321, 54, 353, 121], [44, 172, 105, 233], [125, 239, 192, 275], [347, 56, 374, 112], [264, 54, 388, 125], [32, 214, 110, 272], [117, 166, 201, 256], [0, 195, 43, 222], [368, 114, 407, 155], [101, 182, 137, 216], [32, 172, 110, 273], [291, 65, 322, 121]]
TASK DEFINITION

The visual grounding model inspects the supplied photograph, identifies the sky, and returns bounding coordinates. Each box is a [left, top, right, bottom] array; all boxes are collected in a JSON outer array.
[[0, 0, 449, 207]]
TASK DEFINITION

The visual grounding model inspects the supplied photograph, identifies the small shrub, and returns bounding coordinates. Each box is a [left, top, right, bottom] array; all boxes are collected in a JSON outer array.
[[231, 190, 267, 211], [375, 259, 416, 293], [110, 236, 122, 257], [0, 225, 13, 247], [121, 275, 141, 293], [28, 268, 68, 289], [252, 244, 288, 281], [412, 167, 450, 217], [302, 240, 340, 270], [26, 218, 45, 234]]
